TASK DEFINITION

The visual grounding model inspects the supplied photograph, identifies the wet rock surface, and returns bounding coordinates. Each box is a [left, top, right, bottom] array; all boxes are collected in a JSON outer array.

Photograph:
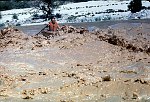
[[0, 23, 150, 102]]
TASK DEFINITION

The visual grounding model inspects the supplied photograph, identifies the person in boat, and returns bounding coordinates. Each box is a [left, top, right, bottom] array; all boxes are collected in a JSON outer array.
[[48, 16, 60, 32]]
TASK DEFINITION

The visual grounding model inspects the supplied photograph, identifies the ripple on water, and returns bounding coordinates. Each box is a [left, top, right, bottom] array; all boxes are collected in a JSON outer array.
[[108, 23, 142, 30]]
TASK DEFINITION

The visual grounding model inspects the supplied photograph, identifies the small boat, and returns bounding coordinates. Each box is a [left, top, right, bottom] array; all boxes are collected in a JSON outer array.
[[41, 30, 60, 38]]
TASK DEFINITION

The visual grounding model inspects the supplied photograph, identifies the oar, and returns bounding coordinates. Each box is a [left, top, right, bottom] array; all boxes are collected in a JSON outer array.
[[35, 25, 48, 36]]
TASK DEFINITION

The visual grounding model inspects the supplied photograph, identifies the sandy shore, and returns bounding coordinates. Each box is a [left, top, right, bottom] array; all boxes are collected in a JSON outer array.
[[0, 21, 150, 102]]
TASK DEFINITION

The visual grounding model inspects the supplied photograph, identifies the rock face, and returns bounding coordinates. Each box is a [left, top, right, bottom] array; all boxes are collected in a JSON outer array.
[[0, 23, 150, 102]]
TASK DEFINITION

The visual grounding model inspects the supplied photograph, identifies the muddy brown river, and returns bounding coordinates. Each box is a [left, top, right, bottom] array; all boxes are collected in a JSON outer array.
[[0, 20, 150, 102], [13, 19, 150, 35]]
